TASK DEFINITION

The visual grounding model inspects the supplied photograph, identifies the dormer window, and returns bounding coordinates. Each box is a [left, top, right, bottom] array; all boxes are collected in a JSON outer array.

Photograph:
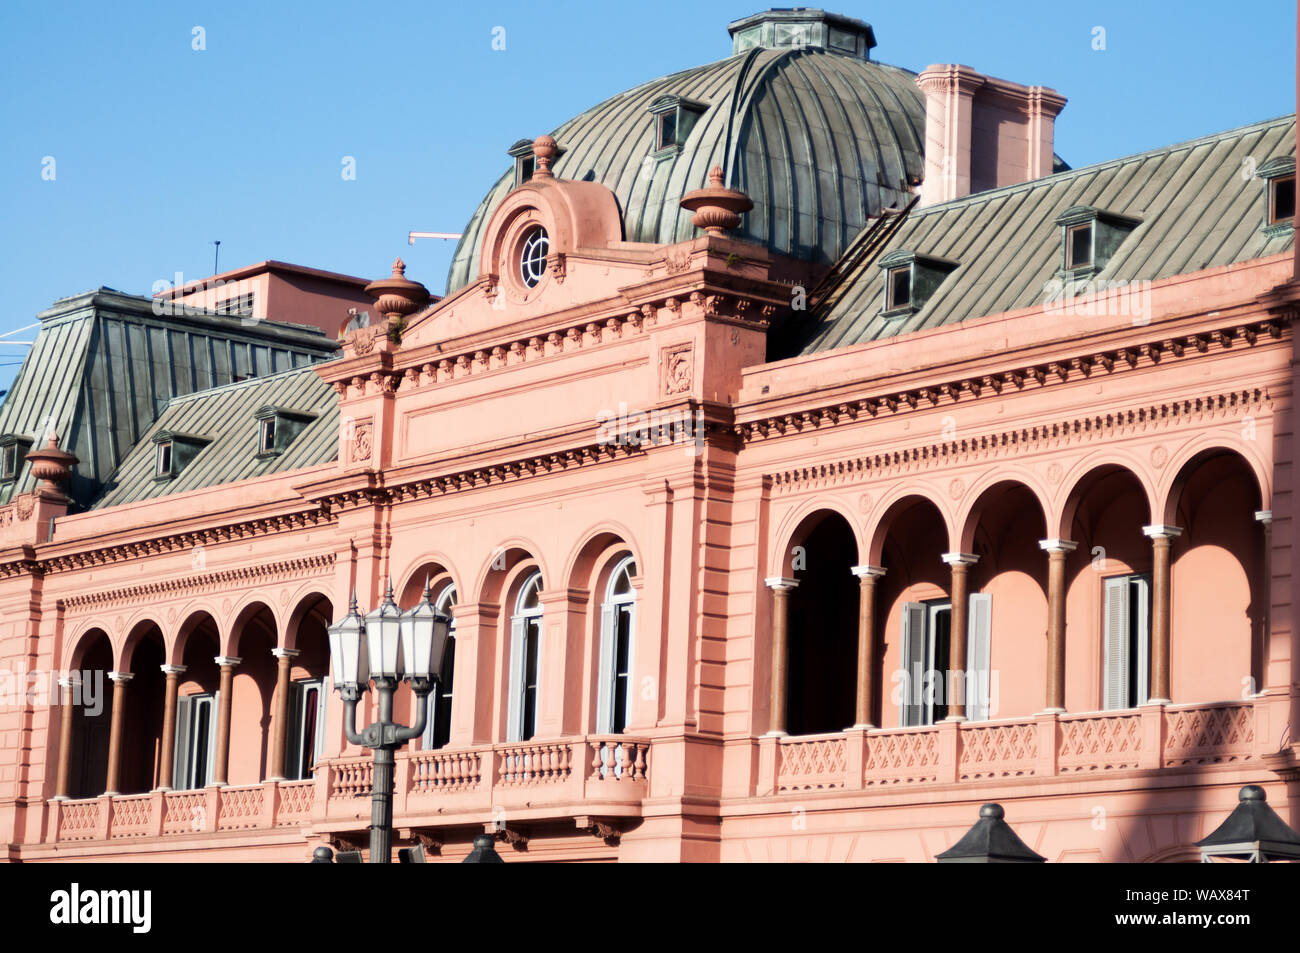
[[1257, 157, 1296, 232], [253, 406, 315, 459], [0, 435, 32, 483], [877, 249, 959, 318], [1066, 222, 1094, 270], [258, 417, 276, 455], [152, 431, 210, 481], [1054, 205, 1141, 279], [647, 96, 707, 158], [886, 265, 912, 311]]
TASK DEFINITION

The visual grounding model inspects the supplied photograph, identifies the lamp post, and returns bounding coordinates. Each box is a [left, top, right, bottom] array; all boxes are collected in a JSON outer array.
[[327, 580, 450, 864]]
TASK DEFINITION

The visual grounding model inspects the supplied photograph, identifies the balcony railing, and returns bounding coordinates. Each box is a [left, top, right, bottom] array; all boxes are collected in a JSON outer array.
[[41, 700, 1273, 846], [44, 734, 653, 845], [760, 699, 1269, 796]]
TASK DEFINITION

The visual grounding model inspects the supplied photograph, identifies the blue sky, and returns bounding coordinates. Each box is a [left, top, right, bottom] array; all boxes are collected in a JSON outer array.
[[0, 1, 1293, 388]]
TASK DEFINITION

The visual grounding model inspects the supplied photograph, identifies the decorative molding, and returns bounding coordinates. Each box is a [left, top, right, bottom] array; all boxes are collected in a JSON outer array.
[[768, 388, 1269, 492], [738, 318, 1286, 448], [57, 553, 336, 614]]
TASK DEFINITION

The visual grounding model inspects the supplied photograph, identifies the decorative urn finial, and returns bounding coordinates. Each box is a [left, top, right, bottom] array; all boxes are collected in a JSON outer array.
[[24, 432, 78, 497], [364, 257, 431, 323], [679, 165, 754, 236], [532, 135, 558, 178]]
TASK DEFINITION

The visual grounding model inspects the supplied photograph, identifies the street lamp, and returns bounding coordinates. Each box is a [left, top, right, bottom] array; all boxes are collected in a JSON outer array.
[[327, 580, 450, 864]]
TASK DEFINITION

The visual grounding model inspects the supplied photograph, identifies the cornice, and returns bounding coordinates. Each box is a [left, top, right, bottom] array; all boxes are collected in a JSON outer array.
[[57, 552, 336, 614], [736, 317, 1287, 446], [326, 290, 780, 399], [769, 386, 1269, 491], [39, 505, 333, 574]]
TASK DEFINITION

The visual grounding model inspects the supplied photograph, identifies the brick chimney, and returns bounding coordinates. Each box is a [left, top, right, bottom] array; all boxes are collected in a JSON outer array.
[[916, 65, 1067, 207]]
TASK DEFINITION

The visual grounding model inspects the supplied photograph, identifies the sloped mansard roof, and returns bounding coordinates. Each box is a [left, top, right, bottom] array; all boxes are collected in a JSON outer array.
[[797, 114, 1296, 354], [0, 289, 337, 508], [93, 364, 338, 507]]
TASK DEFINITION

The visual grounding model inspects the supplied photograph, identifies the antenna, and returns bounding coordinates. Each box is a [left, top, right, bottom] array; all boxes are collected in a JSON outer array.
[[407, 231, 463, 245], [212, 240, 221, 274]]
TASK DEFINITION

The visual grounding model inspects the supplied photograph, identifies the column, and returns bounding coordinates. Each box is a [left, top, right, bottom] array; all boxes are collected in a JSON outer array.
[[156, 664, 186, 791], [764, 577, 799, 736], [941, 553, 979, 721], [850, 565, 886, 729], [1038, 539, 1077, 713], [211, 656, 241, 786], [268, 649, 299, 781], [52, 675, 80, 800], [103, 671, 133, 796], [1142, 525, 1182, 705], [1255, 510, 1272, 693]]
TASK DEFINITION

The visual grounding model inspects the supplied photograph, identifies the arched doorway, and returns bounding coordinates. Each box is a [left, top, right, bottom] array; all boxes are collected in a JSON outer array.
[[785, 510, 859, 736]]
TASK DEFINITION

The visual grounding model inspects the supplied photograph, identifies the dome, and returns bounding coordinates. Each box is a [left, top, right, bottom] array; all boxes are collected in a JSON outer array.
[[446, 9, 925, 293]]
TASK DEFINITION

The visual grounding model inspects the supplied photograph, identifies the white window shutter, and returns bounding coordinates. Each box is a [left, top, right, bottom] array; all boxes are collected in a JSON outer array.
[[204, 693, 218, 787], [966, 593, 993, 721], [1103, 576, 1130, 710], [1132, 576, 1151, 705], [597, 602, 617, 733], [900, 602, 926, 727], [507, 616, 525, 742], [312, 682, 327, 766], [173, 694, 192, 789]]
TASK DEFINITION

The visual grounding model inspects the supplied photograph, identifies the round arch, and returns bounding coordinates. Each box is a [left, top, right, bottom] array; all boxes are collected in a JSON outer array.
[[956, 473, 1051, 554], [473, 539, 551, 607], [562, 522, 642, 593], [1158, 440, 1268, 527], [771, 499, 864, 576], [866, 490, 953, 567], [1054, 456, 1156, 541]]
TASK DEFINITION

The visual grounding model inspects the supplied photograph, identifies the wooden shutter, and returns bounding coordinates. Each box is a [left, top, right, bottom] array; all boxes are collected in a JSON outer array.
[[507, 616, 525, 742], [966, 593, 993, 721], [900, 602, 926, 727], [596, 602, 617, 733], [1132, 576, 1151, 705], [173, 694, 192, 789], [1103, 576, 1130, 710]]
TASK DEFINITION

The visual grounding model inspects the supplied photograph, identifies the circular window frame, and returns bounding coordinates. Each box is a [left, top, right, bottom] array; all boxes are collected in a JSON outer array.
[[497, 211, 555, 301], [518, 226, 549, 289]]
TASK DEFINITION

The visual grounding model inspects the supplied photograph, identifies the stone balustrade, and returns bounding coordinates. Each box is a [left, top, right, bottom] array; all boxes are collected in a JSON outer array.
[[762, 699, 1267, 796]]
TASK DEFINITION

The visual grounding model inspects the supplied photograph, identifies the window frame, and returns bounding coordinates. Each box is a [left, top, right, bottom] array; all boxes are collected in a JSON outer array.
[[174, 691, 218, 791], [285, 678, 327, 781], [1268, 174, 1296, 227], [597, 556, 637, 735], [1065, 222, 1095, 271], [1102, 573, 1151, 711], [507, 571, 544, 742], [420, 583, 458, 751]]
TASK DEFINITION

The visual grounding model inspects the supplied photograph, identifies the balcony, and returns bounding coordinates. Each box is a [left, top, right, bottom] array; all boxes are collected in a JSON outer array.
[[756, 699, 1271, 796], [42, 735, 651, 849]]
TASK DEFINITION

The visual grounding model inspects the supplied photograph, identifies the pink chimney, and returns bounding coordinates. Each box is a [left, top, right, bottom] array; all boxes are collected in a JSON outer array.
[[916, 64, 1067, 207]]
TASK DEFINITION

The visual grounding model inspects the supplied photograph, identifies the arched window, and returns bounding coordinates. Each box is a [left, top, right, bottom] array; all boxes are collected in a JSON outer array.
[[598, 557, 637, 734], [508, 572, 543, 742], [421, 584, 457, 750]]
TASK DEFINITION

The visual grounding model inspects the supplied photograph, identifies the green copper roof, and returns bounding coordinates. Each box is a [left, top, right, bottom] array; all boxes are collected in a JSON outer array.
[[447, 45, 925, 292], [93, 364, 338, 508], [796, 114, 1297, 354], [0, 289, 337, 509]]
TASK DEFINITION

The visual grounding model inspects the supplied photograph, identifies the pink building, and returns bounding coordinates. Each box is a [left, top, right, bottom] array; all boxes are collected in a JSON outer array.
[[2, 9, 1299, 862]]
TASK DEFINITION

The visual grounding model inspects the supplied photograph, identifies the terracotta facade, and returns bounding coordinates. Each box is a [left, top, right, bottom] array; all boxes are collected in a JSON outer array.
[[2, 11, 1299, 863]]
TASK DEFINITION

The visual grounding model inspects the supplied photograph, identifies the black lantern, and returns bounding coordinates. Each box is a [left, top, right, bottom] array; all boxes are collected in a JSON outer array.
[[1197, 785, 1300, 862], [935, 803, 1046, 863]]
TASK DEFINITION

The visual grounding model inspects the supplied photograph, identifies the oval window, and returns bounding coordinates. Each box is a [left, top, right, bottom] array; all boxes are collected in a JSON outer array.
[[519, 226, 549, 288]]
